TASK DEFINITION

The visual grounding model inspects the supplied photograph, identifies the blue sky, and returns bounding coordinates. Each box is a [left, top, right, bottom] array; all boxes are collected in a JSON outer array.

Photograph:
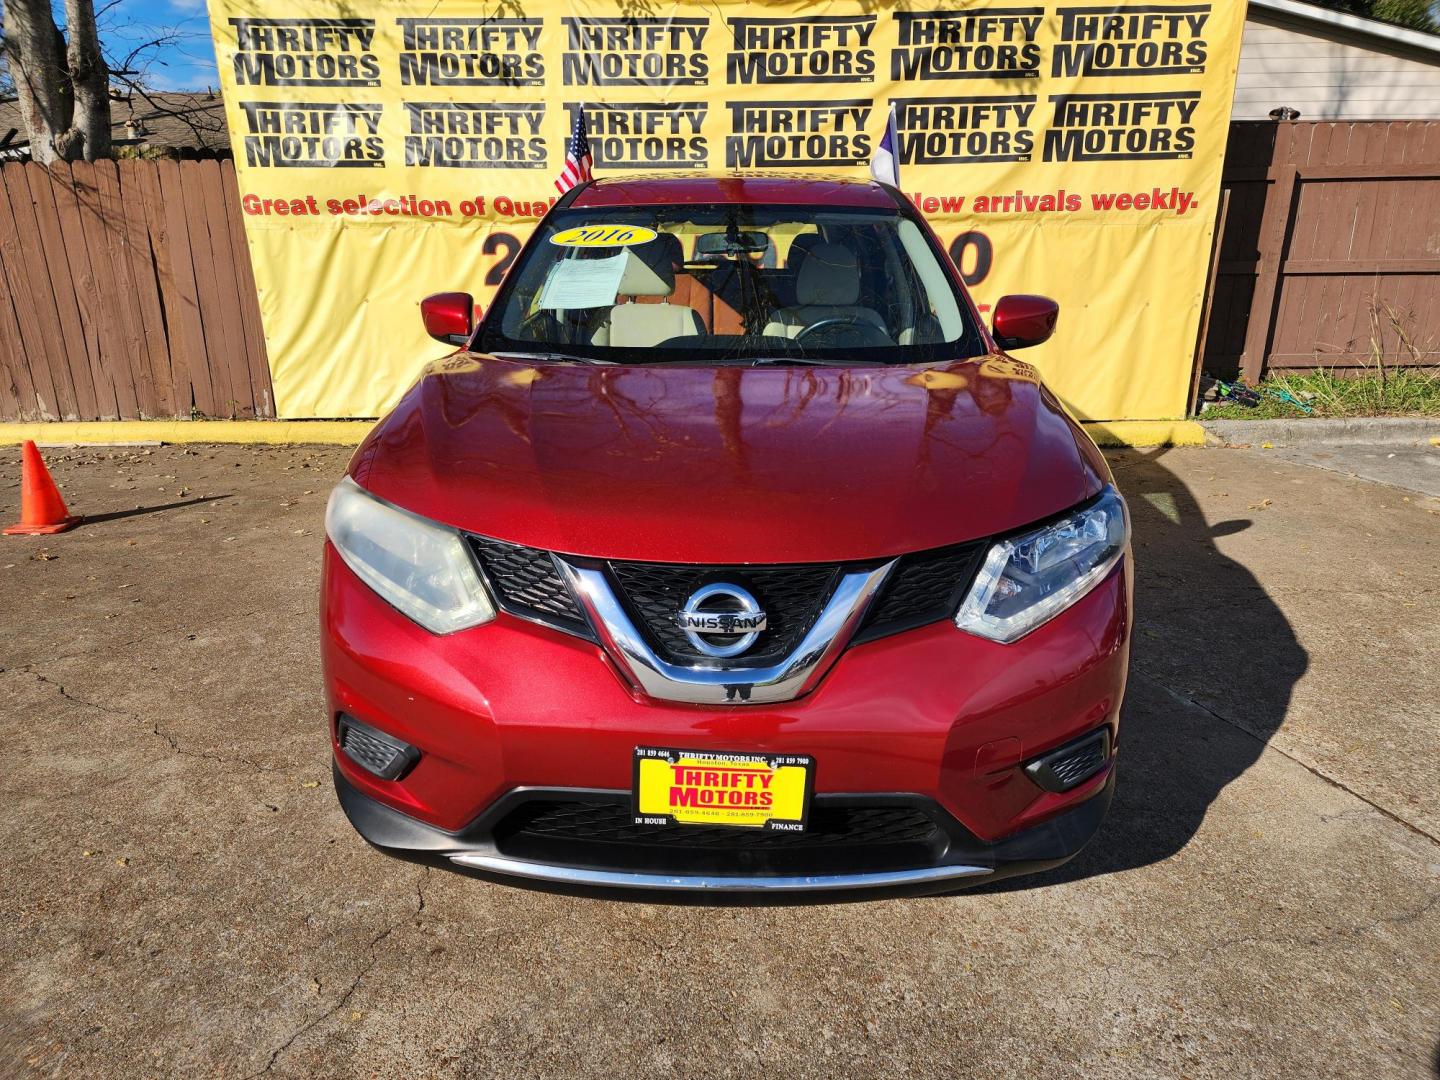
[[101, 0, 219, 92]]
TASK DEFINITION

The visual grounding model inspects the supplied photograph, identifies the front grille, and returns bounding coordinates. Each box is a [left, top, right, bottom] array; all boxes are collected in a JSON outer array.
[[464, 533, 990, 654], [607, 561, 839, 665], [857, 541, 988, 642], [505, 800, 938, 848], [491, 796, 950, 876], [468, 535, 589, 635]]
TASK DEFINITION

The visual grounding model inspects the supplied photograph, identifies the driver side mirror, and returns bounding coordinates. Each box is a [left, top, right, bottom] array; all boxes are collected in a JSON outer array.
[[420, 292, 475, 346], [992, 295, 1059, 351]]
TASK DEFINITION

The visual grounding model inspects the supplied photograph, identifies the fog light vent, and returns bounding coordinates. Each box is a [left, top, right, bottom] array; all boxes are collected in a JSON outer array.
[[338, 715, 419, 782], [1024, 728, 1111, 793]]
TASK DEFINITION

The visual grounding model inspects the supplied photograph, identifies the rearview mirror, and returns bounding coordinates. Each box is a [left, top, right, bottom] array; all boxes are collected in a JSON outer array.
[[420, 292, 475, 346], [992, 295, 1059, 351], [694, 231, 770, 257]]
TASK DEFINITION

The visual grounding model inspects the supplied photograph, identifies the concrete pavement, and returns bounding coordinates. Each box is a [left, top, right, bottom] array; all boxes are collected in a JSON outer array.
[[0, 443, 1436, 1078], [1202, 417, 1440, 496], [1260, 442, 1440, 498]]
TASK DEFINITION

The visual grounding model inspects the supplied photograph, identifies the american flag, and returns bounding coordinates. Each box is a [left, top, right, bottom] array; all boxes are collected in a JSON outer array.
[[555, 107, 593, 194]]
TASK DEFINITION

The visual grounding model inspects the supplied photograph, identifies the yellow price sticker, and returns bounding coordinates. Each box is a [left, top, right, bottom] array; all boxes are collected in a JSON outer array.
[[550, 224, 659, 248]]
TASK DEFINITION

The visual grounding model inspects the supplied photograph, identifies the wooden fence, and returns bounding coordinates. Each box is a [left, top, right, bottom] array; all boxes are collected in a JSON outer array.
[[0, 159, 273, 421], [1200, 120, 1440, 383]]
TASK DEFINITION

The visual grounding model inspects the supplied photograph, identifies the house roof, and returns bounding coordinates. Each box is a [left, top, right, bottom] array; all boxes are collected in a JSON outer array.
[[0, 90, 229, 159], [1250, 0, 1440, 59]]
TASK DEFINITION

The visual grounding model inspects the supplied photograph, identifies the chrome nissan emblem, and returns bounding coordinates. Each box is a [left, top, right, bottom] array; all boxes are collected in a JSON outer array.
[[675, 583, 767, 658]]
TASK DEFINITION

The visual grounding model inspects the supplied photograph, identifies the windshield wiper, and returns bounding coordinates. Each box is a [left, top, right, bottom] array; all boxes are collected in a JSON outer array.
[[748, 356, 871, 367], [493, 351, 617, 366]]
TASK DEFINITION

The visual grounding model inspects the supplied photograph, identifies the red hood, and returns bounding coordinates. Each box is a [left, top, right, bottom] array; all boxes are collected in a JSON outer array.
[[354, 353, 1108, 563]]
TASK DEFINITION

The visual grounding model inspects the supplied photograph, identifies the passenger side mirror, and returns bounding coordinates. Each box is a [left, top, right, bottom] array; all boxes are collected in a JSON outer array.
[[992, 295, 1059, 351], [420, 292, 475, 346]]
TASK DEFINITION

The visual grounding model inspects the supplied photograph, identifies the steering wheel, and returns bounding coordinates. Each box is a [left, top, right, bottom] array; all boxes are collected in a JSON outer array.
[[516, 309, 558, 340], [794, 316, 893, 349]]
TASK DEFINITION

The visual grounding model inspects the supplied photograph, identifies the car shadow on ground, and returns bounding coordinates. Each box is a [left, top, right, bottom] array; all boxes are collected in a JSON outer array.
[[974, 446, 1309, 893]]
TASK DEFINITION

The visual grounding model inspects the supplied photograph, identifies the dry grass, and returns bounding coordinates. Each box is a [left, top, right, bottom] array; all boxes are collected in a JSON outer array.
[[1203, 298, 1440, 419], [1202, 368, 1440, 420]]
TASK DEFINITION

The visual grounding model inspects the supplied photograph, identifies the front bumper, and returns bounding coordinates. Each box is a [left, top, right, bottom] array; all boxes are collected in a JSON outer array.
[[324, 542, 1131, 895], [334, 760, 1115, 900]]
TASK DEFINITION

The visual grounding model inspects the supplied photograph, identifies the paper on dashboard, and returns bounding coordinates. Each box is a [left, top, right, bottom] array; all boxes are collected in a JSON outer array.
[[537, 253, 628, 310]]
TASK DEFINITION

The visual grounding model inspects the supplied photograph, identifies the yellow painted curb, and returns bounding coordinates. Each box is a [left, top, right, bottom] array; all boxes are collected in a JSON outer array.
[[2, 417, 1205, 449], [1081, 420, 1206, 448], [0, 420, 376, 446]]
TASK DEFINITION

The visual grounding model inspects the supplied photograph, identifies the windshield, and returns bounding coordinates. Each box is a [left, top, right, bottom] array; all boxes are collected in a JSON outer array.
[[474, 202, 984, 365]]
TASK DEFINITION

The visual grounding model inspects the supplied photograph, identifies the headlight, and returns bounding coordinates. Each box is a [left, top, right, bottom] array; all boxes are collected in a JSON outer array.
[[325, 477, 495, 634], [955, 487, 1128, 643]]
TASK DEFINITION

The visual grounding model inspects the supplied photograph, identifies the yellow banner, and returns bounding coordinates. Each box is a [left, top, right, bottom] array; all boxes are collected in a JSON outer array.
[[207, 1, 1245, 420]]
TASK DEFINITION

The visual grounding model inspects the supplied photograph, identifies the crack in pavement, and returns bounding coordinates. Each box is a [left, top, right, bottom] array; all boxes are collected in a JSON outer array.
[[12, 666, 282, 776], [248, 867, 431, 1078], [21, 669, 130, 719], [1131, 665, 1440, 848], [147, 718, 279, 775]]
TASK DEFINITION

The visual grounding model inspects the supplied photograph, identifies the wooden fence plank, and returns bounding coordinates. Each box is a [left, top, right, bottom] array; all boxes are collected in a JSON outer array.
[[1280, 127, 1329, 370], [0, 165, 72, 419], [119, 162, 177, 416], [91, 161, 153, 417], [1282, 258, 1440, 275], [134, 161, 187, 414], [1333, 125, 1392, 358], [1297, 162, 1440, 180], [194, 159, 255, 417], [58, 162, 125, 419], [1240, 123, 1303, 383], [25, 164, 101, 420], [1371, 124, 1410, 284], [1308, 125, 1359, 359], [49, 163, 103, 405], [220, 160, 274, 417], [175, 161, 233, 416], [1338, 124, 1396, 366], [1370, 124, 1419, 364], [0, 275, 29, 420], [156, 158, 216, 416]]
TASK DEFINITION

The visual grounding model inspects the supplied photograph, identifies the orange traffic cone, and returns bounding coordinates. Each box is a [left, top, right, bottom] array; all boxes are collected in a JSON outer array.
[[5, 440, 79, 535]]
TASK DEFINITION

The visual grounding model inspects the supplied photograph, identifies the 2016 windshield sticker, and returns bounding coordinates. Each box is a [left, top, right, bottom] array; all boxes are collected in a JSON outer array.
[[550, 224, 658, 247]]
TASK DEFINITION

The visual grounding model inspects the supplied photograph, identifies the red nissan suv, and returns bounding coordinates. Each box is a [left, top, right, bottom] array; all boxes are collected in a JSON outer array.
[[323, 175, 1131, 898]]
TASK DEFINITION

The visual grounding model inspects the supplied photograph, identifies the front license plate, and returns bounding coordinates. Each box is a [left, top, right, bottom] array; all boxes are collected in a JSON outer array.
[[633, 747, 814, 831]]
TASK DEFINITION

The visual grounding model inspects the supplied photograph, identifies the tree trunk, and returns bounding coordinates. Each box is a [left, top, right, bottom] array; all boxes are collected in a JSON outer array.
[[2, 0, 73, 165], [1, 0, 109, 163], [59, 0, 110, 161]]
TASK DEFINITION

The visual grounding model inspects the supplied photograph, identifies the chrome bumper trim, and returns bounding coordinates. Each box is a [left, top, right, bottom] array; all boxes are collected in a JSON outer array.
[[447, 853, 992, 892], [554, 557, 896, 705]]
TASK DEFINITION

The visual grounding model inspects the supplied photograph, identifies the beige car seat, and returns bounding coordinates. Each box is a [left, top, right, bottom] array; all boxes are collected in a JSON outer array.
[[591, 238, 704, 348], [762, 242, 887, 340]]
